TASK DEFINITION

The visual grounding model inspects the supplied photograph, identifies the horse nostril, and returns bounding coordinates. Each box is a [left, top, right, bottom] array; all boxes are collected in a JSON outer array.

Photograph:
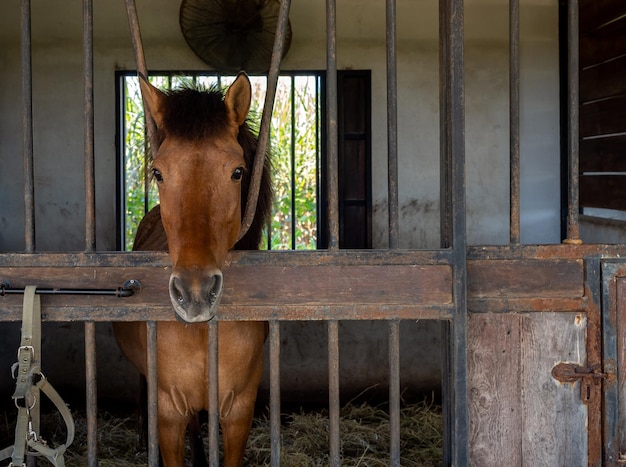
[[170, 276, 186, 306], [206, 274, 223, 306]]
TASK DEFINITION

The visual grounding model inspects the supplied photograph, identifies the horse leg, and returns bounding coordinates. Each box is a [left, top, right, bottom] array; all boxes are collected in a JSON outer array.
[[219, 389, 258, 467], [157, 401, 189, 467]]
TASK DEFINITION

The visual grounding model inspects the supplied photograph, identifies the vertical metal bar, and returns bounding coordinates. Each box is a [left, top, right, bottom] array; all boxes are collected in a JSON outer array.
[[83, 0, 96, 252], [439, 0, 452, 249], [208, 320, 220, 467], [387, 0, 399, 250], [124, 0, 159, 157], [442, 0, 469, 465], [239, 0, 291, 241], [290, 76, 297, 249], [85, 321, 98, 467], [327, 320, 340, 465], [565, 0, 581, 244], [146, 321, 159, 467], [509, 0, 521, 245], [269, 321, 281, 466], [21, 0, 35, 252], [388, 320, 401, 466], [326, 0, 339, 250]]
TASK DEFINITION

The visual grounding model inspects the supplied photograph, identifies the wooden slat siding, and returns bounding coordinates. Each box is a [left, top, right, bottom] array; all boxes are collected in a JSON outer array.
[[580, 96, 626, 138], [579, 0, 626, 34], [580, 16, 626, 69], [580, 135, 626, 173], [467, 259, 584, 298], [468, 313, 522, 467], [580, 174, 626, 210], [580, 55, 626, 103], [521, 312, 588, 467]]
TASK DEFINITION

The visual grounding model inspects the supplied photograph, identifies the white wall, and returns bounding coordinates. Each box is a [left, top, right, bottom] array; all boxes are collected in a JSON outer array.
[[0, 0, 562, 251]]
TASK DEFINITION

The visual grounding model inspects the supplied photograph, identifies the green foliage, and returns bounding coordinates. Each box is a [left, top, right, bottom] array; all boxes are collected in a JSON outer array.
[[123, 74, 320, 251]]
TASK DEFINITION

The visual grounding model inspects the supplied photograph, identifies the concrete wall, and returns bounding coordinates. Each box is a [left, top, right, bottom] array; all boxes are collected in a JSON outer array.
[[0, 0, 562, 404]]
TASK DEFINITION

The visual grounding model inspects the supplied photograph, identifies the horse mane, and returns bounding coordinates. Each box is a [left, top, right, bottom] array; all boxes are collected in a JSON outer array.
[[152, 84, 273, 251]]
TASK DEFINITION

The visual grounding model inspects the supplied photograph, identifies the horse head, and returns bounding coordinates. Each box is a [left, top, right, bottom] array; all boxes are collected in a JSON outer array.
[[139, 73, 252, 323]]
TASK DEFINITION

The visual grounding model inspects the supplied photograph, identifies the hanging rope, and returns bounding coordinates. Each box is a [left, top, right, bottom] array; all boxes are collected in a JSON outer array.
[[123, 0, 292, 241]]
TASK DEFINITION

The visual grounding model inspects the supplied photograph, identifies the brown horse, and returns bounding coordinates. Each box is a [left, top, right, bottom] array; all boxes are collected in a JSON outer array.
[[113, 73, 272, 466]]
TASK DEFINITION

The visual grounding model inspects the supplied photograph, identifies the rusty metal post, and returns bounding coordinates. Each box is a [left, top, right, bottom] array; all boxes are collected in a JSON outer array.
[[208, 320, 219, 467], [21, 0, 35, 252], [388, 320, 401, 466], [83, 0, 96, 252], [146, 321, 159, 466], [564, 0, 581, 244], [269, 321, 281, 466], [328, 320, 340, 466], [509, 0, 521, 245], [387, 0, 399, 250], [85, 322, 98, 467], [326, 0, 339, 250]]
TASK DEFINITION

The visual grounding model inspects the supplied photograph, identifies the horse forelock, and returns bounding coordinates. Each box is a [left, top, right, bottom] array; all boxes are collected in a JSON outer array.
[[150, 84, 273, 251]]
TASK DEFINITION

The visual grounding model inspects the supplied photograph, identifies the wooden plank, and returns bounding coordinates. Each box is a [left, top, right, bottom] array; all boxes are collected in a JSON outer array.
[[467, 259, 584, 299], [580, 96, 626, 138], [580, 174, 626, 210], [580, 55, 626, 103], [468, 313, 521, 466], [580, 0, 626, 34], [521, 313, 587, 467], [581, 98, 626, 139], [617, 279, 626, 453], [580, 135, 626, 173], [580, 15, 626, 68]]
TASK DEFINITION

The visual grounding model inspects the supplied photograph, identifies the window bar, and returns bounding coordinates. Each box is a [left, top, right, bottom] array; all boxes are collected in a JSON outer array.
[[328, 320, 340, 466], [290, 76, 297, 249], [438, 0, 452, 249], [388, 320, 401, 466], [565, 0, 581, 244], [146, 321, 159, 466], [208, 320, 220, 466], [269, 321, 281, 466], [387, 0, 399, 250], [21, 0, 35, 252], [509, 0, 521, 245], [85, 321, 98, 467], [326, 0, 339, 249]]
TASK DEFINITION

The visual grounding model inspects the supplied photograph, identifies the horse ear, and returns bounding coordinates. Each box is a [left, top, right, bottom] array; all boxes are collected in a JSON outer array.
[[224, 72, 252, 127], [139, 75, 167, 128]]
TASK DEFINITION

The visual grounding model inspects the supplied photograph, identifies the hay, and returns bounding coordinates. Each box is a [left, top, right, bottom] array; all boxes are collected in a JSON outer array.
[[0, 397, 442, 466]]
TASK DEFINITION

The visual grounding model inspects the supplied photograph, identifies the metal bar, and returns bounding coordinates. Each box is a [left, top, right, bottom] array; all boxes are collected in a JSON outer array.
[[387, 0, 399, 250], [444, 0, 469, 465], [238, 0, 292, 241], [21, 0, 35, 252], [388, 320, 401, 466], [0, 280, 140, 297], [124, 0, 159, 157], [327, 320, 340, 465], [85, 321, 98, 467], [565, 0, 581, 244], [439, 0, 452, 249], [146, 321, 159, 466], [509, 0, 521, 245], [83, 0, 96, 252], [208, 320, 219, 467], [326, 0, 339, 249], [269, 321, 281, 467], [290, 76, 297, 249]]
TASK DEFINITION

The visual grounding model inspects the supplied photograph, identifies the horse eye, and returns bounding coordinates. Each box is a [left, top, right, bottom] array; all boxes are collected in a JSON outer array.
[[152, 168, 163, 182], [231, 167, 244, 181]]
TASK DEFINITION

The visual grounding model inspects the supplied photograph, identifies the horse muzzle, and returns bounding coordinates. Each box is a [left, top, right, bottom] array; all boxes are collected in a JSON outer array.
[[168, 269, 223, 323]]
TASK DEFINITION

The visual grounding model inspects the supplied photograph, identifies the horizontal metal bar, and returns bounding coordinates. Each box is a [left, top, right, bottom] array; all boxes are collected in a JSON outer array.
[[0, 279, 141, 297]]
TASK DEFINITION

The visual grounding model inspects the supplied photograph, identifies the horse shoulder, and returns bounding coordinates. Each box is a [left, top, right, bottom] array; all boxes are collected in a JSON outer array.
[[133, 204, 168, 251]]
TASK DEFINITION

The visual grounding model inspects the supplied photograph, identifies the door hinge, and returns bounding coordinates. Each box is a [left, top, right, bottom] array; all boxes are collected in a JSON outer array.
[[551, 362, 606, 405]]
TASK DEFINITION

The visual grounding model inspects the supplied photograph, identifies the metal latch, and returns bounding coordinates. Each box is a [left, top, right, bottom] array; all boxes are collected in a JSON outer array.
[[551, 362, 607, 404]]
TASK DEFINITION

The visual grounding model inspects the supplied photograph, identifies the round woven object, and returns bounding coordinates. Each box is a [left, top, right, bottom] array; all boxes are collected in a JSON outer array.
[[180, 0, 292, 73]]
